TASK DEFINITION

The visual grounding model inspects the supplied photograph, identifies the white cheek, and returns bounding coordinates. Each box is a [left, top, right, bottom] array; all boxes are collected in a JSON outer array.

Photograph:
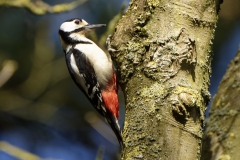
[[60, 22, 79, 32], [69, 33, 83, 42]]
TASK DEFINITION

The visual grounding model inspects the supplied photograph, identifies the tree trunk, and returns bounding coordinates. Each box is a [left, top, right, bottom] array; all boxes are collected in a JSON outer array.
[[110, 0, 221, 159], [201, 48, 240, 160]]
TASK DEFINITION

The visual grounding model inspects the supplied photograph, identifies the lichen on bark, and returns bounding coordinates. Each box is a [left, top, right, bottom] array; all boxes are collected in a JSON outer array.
[[109, 0, 219, 159]]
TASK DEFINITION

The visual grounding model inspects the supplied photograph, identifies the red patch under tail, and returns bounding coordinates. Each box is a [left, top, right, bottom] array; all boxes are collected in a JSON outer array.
[[102, 73, 119, 119]]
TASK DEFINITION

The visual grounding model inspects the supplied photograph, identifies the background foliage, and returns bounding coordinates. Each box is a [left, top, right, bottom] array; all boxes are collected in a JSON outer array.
[[0, 0, 239, 159]]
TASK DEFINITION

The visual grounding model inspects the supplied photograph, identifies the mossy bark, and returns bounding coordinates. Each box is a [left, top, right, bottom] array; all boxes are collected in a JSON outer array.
[[201, 48, 240, 160], [109, 0, 221, 159]]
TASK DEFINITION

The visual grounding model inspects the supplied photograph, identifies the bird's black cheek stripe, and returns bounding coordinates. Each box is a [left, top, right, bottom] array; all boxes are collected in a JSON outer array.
[[59, 30, 92, 45]]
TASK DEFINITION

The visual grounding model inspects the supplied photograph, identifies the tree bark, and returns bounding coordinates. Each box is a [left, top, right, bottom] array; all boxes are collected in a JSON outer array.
[[110, 0, 221, 159], [201, 47, 240, 160], [111, 0, 221, 160], [111, 0, 222, 160]]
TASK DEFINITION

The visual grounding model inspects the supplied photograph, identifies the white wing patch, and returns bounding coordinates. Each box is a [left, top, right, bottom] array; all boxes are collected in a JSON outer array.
[[70, 54, 88, 93]]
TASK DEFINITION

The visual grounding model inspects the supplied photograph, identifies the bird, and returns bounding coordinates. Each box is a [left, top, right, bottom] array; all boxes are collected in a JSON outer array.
[[58, 18, 123, 148]]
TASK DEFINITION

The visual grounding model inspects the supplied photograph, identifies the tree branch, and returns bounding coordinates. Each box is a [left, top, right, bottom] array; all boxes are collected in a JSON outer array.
[[202, 46, 240, 160], [0, 0, 88, 15]]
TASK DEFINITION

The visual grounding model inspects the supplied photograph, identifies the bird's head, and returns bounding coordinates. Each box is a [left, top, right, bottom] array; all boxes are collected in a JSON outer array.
[[58, 18, 106, 48]]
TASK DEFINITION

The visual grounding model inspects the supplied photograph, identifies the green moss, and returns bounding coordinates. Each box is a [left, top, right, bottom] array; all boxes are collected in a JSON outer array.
[[156, 114, 162, 121], [147, 0, 160, 8], [140, 83, 165, 98], [218, 154, 231, 160], [203, 0, 214, 10], [127, 146, 144, 159]]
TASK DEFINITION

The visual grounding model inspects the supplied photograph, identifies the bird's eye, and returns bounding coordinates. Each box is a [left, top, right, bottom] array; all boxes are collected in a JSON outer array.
[[75, 20, 80, 25]]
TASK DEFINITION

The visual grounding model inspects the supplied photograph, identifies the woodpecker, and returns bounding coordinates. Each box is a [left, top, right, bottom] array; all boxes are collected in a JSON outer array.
[[58, 18, 123, 148]]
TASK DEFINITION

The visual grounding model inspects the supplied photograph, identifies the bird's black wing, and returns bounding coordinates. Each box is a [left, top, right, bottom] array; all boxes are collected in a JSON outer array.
[[65, 48, 105, 116]]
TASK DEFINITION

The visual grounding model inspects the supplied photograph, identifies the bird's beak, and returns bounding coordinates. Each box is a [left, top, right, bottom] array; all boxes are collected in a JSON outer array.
[[84, 24, 106, 29]]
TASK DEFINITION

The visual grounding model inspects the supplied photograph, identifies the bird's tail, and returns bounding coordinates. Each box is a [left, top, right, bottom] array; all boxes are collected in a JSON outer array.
[[106, 114, 124, 149]]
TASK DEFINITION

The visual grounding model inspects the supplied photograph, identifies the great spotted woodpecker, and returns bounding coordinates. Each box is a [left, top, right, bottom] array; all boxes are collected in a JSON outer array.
[[58, 18, 123, 148]]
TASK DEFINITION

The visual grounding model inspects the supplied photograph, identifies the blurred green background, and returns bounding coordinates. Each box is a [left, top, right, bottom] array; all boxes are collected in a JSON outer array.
[[0, 0, 239, 159]]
